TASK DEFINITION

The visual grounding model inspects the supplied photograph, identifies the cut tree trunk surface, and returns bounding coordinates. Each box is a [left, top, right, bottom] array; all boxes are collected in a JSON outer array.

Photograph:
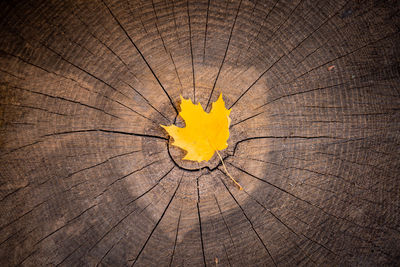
[[0, 0, 399, 266]]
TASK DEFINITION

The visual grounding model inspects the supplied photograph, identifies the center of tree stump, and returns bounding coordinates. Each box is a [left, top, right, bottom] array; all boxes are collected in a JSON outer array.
[[167, 139, 221, 171]]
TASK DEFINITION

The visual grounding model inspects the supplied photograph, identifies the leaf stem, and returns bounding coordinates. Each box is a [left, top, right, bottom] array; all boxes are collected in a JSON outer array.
[[216, 151, 243, 190]]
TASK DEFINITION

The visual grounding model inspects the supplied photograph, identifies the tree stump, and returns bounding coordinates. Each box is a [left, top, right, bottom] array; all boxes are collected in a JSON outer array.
[[1, 0, 399, 266]]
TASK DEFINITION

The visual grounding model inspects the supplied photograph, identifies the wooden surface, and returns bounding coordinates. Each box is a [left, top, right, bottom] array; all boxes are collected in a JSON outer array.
[[0, 0, 399, 266]]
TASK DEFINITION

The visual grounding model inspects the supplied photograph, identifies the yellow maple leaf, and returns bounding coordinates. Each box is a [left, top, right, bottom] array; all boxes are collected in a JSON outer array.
[[161, 93, 231, 162], [161, 93, 243, 190]]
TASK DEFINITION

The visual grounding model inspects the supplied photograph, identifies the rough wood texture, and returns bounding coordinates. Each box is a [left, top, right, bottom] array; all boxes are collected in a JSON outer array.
[[1, 0, 399, 266]]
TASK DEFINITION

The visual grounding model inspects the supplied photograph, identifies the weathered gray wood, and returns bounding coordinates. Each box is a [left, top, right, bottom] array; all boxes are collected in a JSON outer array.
[[0, 0, 399, 266]]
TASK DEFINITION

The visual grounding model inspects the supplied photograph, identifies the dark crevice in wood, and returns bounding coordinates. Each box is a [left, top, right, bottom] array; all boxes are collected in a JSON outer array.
[[6, 122, 36, 126], [169, 0, 181, 46], [0, 49, 53, 75], [113, 99, 160, 125], [187, 0, 196, 102], [166, 139, 228, 172], [197, 202, 206, 266], [130, 173, 183, 266], [55, 244, 84, 267], [231, 135, 340, 157], [0, 182, 30, 202], [241, 189, 335, 261], [214, 194, 243, 267], [151, 0, 183, 93], [228, 163, 380, 232], [0, 228, 25, 247], [255, 81, 348, 109], [59, 150, 142, 185], [237, 156, 391, 199], [2, 43, 147, 122], [196, 174, 201, 203], [168, 207, 182, 267], [280, 0, 351, 64], [218, 175, 277, 266], [121, 81, 171, 123], [25, 47, 133, 118], [33, 204, 97, 247], [88, 203, 148, 254], [315, 151, 396, 177], [300, 233, 338, 259], [70, 3, 171, 123], [250, 0, 259, 18], [8, 84, 120, 119], [16, 249, 38, 266], [240, 0, 306, 64], [127, 0, 148, 34], [105, 160, 164, 190], [203, 0, 211, 62], [230, 111, 263, 128], [9, 23, 133, 104], [29, 2, 97, 60], [264, 0, 304, 47], [41, 129, 167, 141], [205, 0, 243, 111], [222, 243, 232, 267], [269, 30, 400, 94], [171, 51, 184, 93], [338, 230, 397, 261], [70, 5, 141, 82], [228, 52, 286, 110], [95, 236, 123, 267], [290, 7, 379, 72], [0, 68, 25, 79], [0, 103, 70, 116], [234, 0, 279, 66], [167, 140, 202, 172], [0, 140, 43, 157], [0, 199, 47, 232], [126, 166, 175, 206], [101, 0, 179, 115], [196, 174, 207, 266], [37, 150, 147, 190]]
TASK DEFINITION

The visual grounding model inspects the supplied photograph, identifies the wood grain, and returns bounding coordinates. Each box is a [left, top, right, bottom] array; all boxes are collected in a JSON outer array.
[[0, 0, 399, 266]]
